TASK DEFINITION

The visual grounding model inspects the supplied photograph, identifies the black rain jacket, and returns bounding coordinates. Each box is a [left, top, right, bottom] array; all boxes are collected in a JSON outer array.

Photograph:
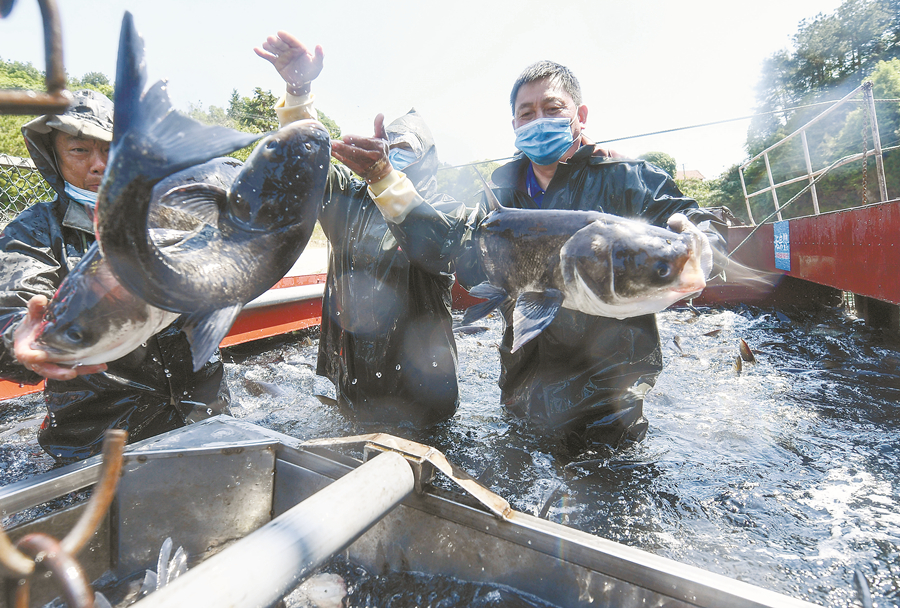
[[316, 110, 469, 426], [456, 145, 727, 449], [0, 93, 229, 463]]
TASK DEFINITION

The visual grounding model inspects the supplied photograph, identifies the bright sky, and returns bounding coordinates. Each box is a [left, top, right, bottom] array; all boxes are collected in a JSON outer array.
[[3, 0, 844, 179]]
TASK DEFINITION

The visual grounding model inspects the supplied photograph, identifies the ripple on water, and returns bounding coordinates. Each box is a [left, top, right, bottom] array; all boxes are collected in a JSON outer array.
[[1, 306, 898, 607]]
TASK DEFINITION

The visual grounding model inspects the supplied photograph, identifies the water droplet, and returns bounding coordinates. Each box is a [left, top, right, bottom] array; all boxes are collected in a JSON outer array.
[[207, 408, 213, 415], [166, 372, 172, 378], [376, 372, 382, 378], [395, 364, 401, 371], [432, 361, 438, 367], [336, 311, 341, 316], [351, 378, 357, 385]]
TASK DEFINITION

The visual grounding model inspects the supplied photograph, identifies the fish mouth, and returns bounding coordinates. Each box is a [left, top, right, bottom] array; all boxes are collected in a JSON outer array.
[[28, 341, 81, 365], [671, 255, 707, 294]]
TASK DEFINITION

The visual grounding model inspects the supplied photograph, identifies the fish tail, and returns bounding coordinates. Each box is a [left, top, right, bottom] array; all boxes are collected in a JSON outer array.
[[112, 13, 262, 179]]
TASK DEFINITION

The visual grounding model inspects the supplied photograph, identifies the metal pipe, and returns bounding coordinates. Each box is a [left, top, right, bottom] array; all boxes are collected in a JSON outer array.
[[763, 152, 782, 221], [801, 131, 820, 214], [60, 429, 127, 556], [0, 0, 72, 114], [738, 167, 754, 225], [864, 82, 889, 202], [133, 451, 415, 608], [740, 82, 868, 171]]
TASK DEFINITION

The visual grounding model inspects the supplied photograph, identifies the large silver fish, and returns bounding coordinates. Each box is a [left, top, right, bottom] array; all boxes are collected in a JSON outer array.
[[98, 13, 330, 312], [32, 159, 241, 369], [462, 185, 710, 352], [33, 13, 330, 371]]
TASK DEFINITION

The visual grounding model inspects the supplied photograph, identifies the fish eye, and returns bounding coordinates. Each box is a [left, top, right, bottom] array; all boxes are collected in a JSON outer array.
[[265, 140, 278, 150], [655, 261, 671, 278], [65, 326, 84, 343]]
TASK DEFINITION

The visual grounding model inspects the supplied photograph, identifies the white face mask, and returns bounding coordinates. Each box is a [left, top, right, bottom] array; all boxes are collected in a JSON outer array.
[[64, 182, 98, 209]]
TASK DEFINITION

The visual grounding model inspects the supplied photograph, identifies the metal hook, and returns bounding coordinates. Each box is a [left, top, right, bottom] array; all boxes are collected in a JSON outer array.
[[0, 429, 127, 600], [13, 533, 94, 608], [0, 0, 73, 115]]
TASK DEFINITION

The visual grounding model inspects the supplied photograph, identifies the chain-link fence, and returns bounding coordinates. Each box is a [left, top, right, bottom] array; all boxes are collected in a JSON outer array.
[[1, 153, 55, 228]]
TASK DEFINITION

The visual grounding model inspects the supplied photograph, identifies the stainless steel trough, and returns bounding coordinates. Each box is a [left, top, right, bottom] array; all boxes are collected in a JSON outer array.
[[0, 416, 819, 607]]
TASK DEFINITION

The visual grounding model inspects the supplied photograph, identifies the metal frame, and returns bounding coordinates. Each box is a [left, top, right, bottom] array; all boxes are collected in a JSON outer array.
[[0, 0, 72, 115], [739, 81, 890, 225]]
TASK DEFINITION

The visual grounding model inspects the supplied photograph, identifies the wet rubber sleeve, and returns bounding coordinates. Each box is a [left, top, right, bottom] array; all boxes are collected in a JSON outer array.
[[0, 205, 64, 384], [275, 92, 318, 126], [367, 171, 423, 224]]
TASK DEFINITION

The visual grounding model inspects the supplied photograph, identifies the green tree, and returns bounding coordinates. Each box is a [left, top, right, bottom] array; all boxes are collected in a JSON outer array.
[[69, 71, 114, 99], [637, 151, 676, 177], [739, 0, 900, 222]]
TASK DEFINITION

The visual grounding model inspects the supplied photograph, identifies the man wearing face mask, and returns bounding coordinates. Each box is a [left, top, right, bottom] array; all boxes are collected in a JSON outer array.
[[257, 33, 468, 426], [0, 90, 230, 462], [457, 61, 727, 453]]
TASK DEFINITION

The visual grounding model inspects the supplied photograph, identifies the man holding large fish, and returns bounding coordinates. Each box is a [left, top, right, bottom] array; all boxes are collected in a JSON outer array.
[[0, 90, 231, 462], [257, 32, 468, 426], [454, 61, 727, 451]]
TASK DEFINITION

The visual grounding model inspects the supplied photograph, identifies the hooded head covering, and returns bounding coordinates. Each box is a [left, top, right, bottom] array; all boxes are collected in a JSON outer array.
[[21, 89, 114, 195], [385, 109, 439, 199]]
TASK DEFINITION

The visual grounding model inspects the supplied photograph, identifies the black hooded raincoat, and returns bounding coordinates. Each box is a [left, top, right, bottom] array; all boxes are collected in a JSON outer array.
[[316, 110, 469, 426], [0, 90, 230, 462], [457, 145, 727, 449]]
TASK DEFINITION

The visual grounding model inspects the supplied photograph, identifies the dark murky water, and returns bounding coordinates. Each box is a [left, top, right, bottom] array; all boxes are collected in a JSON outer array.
[[2, 304, 899, 607]]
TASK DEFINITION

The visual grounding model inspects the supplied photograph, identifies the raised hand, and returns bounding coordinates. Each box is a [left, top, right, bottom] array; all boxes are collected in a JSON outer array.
[[254, 31, 324, 96], [331, 114, 393, 185]]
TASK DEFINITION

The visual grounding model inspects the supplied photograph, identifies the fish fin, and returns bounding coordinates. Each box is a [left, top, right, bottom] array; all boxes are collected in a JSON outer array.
[[149, 228, 195, 247], [314, 394, 339, 407], [93, 592, 114, 608], [159, 183, 228, 224], [461, 282, 508, 325], [113, 12, 146, 142], [113, 13, 261, 174], [181, 304, 242, 372], [473, 167, 501, 213], [512, 289, 564, 352], [156, 537, 172, 591]]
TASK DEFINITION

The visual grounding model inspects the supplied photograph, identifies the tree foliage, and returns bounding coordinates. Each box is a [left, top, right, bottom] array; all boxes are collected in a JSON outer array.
[[638, 151, 676, 177], [190, 87, 342, 162], [718, 0, 900, 221]]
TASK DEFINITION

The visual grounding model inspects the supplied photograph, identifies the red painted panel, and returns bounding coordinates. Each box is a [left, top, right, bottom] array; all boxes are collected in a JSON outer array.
[[694, 199, 900, 306], [0, 380, 43, 400], [219, 298, 322, 347], [787, 199, 900, 304]]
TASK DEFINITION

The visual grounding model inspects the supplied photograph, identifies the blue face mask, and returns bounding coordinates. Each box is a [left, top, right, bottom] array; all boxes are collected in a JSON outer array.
[[388, 148, 418, 171], [64, 182, 98, 209], [514, 117, 576, 166]]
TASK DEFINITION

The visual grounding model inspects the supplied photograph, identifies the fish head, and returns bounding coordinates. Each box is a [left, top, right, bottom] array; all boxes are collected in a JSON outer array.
[[32, 246, 168, 366], [560, 217, 706, 318], [227, 119, 332, 231]]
